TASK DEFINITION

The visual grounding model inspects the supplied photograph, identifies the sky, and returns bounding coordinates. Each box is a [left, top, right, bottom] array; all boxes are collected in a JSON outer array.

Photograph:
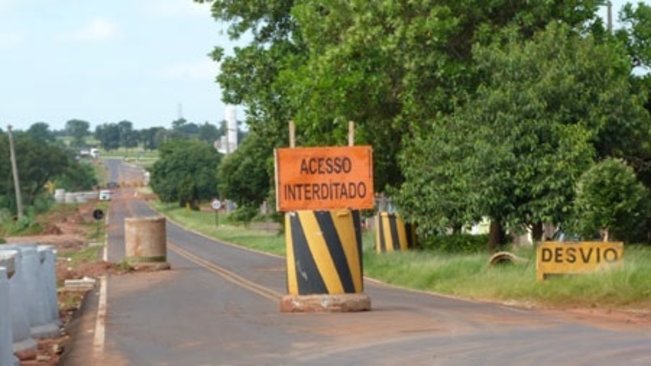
[[0, 0, 245, 131], [0, 0, 647, 131]]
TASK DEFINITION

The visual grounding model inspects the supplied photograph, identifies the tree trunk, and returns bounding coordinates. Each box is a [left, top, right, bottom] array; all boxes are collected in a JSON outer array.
[[531, 222, 543, 243], [452, 223, 463, 235], [488, 220, 505, 252]]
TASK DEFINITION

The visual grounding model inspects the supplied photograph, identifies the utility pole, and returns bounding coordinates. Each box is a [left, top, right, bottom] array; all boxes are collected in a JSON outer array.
[[7, 125, 24, 220]]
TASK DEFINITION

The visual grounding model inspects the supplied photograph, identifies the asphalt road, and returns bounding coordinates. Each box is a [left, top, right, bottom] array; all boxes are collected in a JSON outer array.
[[67, 159, 651, 365]]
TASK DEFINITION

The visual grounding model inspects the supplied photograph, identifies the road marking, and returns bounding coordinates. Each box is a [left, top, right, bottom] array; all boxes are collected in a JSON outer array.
[[148, 201, 283, 260], [168, 242, 282, 302], [93, 275, 107, 361]]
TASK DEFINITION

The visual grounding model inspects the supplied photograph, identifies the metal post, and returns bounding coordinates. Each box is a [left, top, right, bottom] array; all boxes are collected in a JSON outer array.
[[7, 125, 24, 220]]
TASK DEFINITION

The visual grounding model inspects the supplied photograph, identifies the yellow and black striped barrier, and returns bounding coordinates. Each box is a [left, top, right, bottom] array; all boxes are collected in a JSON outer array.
[[375, 212, 417, 253], [285, 210, 364, 295]]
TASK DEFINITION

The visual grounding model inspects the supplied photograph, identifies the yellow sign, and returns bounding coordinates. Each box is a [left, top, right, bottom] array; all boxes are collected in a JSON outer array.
[[536, 241, 624, 281], [274, 146, 374, 211]]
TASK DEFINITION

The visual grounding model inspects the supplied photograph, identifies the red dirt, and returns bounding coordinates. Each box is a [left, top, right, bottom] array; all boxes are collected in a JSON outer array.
[[4, 201, 121, 365]]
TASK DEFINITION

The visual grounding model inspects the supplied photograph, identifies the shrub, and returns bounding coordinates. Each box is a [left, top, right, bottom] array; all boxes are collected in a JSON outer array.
[[573, 158, 649, 243], [419, 233, 489, 253], [228, 205, 259, 224]]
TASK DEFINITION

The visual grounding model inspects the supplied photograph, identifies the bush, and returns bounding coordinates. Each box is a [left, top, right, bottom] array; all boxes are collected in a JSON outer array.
[[0, 237, 5, 244], [419, 233, 489, 253], [573, 158, 649, 243], [227, 205, 259, 224]]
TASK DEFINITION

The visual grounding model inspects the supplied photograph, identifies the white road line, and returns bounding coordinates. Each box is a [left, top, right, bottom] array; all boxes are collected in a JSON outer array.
[[93, 275, 108, 361]]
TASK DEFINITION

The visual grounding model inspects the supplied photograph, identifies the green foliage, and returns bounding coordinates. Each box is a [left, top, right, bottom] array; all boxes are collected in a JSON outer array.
[[0, 130, 71, 213], [150, 139, 221, 208], [616, 3, 651, 68], [26, 122, 55, 143], [419, 234, 489, 254], [227, 205, 259, 224], [55, 161, 98, 191], [573, 158, 650, 242], [218, 131, 273, 208], [0, 214, 42, 237], [399, 23, 649, 239], [0, 237, 5, 244], [65, 119, 90, 148]]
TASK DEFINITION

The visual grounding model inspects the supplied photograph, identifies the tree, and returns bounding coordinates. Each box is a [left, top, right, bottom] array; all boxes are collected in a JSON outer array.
[[573, 158, 649, 242], [399, 23, 651, 249], [55, 161, 98, 192], [218, 131, 273, 208], [95, 123, 121, 150], [150, 140, 221, 208], [27, 122, 55, 143], [118, 120, 139, 149], [198, 122, 221, 144], [202, 0, 604, 199], [139, 127, 167, 150], [0, 131, 70, 212], [65, 119, 90, 147]]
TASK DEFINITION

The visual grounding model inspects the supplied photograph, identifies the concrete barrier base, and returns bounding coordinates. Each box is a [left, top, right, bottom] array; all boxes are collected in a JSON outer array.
[[130, 262, 171, 271], [280, 293, 371, 313], [13, 338, 37, 361], [31, 322, 60, 339]]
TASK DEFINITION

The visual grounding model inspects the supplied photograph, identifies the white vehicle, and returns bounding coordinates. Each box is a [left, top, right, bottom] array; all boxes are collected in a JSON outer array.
[[98, 190, 112, 201]]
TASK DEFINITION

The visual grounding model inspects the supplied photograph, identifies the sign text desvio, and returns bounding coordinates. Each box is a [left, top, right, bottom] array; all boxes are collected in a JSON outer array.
[[275, 146, 374, 211], [536, 241, 624, 281]]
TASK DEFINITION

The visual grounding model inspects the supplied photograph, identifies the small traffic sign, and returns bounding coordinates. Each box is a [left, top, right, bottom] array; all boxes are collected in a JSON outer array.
[[93, 209, 104, 221], [211, 199, 222, 211]]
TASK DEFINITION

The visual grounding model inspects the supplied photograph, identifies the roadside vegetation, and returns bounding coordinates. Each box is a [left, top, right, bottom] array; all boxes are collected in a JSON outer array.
[[151, 202, 651, 309]]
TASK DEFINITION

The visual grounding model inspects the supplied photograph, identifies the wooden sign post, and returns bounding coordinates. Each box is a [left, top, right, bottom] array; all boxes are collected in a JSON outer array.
[[277, 121, 373, 312]]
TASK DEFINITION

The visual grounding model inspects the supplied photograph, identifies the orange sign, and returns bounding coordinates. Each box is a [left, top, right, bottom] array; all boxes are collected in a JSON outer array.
[[275, 146, 374, 211]]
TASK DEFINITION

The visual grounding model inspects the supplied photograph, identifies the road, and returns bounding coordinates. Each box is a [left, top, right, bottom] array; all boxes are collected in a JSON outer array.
[[64, 159, 651, 365]]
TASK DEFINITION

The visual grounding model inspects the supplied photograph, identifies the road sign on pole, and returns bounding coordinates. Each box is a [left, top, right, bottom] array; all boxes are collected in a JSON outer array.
[[274, 146, 374, 211]]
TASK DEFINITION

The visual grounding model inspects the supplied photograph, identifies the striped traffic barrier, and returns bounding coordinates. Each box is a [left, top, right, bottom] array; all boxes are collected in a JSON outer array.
[[281, 210, 370, 312], [0, 248, 37, 360], [375, 212, 417, 253], [0, 265, 18, 366]]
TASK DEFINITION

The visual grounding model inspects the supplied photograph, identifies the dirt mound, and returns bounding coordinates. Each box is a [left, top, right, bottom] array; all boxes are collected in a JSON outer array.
[[42, 224, 63, 235]]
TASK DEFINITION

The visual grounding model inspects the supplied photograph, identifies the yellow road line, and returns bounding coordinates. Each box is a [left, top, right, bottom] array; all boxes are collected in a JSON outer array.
[[168, 242, 282, 302]]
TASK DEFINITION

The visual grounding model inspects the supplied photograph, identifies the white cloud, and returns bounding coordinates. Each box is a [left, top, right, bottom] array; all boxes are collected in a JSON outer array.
[[141, 0, 211, 19], [0, 32, 23, 49], [60, 18, 119, 43], [157, 58, 220, 81]]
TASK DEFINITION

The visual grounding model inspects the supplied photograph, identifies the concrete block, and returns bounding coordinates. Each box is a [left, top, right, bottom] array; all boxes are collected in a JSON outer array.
[[28, 246, 59, 338], [64, 276, 96, 292], [38, 246, 60, 328], [0, 248, 37, 360], [0, 267, 19, 366]]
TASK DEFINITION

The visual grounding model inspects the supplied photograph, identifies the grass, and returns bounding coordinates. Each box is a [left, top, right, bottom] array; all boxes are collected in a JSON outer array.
[[149, 201, 651, 309], [152, 201, 285, 256], [60, 245, 103, 267], [363, 244, 651, 309]]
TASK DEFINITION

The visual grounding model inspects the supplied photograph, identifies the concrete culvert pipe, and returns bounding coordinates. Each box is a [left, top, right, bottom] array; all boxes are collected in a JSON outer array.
[[124, 216, 170, 270], [488, 251, 527, 266]]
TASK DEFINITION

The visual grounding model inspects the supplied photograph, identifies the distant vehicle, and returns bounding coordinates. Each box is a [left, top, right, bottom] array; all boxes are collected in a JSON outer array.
[[98, 190, 112, 201], [90, 148, 99, 159]]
